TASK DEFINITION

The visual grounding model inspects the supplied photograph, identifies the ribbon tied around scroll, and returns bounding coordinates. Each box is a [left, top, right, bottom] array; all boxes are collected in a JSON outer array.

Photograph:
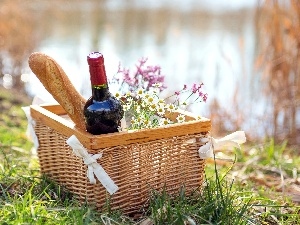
[[66, 135, 118, 195]]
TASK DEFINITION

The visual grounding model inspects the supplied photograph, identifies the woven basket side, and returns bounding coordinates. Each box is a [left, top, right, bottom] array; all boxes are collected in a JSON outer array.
[[94, 133, 207, 214], [35, 119, 207, 214], [34, 122, 102, 204]]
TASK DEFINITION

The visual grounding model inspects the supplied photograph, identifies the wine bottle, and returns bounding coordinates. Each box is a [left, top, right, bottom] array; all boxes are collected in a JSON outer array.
[[84, 52, 124, 135]]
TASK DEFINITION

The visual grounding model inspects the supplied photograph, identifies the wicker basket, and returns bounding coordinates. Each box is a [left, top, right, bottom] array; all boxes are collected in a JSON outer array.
[[30, 104, 211, 214]]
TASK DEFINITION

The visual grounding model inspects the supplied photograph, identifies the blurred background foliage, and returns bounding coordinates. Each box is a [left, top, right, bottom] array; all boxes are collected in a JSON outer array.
[[0, 0, 37, 91], [256, 0, 300, 145], [0, 0, 299, 146]]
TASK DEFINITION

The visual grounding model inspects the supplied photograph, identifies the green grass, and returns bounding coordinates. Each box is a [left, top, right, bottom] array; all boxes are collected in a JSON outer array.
[[148, 173, 254, 224], [0, 87, 299, 224]]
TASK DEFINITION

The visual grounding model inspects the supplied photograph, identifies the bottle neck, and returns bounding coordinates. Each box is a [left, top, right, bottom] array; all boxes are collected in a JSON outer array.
[[92, 84, 110, 101], [89, 62, 110, 101]]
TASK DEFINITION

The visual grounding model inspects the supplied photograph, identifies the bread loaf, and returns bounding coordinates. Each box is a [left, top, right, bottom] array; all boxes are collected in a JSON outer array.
[[28, 52, 86, 130]]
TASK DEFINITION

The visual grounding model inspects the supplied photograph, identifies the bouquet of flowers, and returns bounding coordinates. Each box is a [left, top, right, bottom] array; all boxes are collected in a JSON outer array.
[[110, 57, 208, 131]]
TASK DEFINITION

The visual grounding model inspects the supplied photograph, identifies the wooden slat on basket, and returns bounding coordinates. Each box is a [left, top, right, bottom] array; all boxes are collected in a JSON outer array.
[[30, 104, 211, 151]]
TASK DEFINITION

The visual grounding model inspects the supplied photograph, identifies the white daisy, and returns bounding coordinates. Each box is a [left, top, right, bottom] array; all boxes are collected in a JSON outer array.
[[176, 114, 186, 123], [136, 88, 145, 98], [114, 92, 121, 100], [166, 104, 177, 112], [126, 97, 134, 104], [131, 116, 145, 128], [130, 117, 136, 125], [145, 96, 155, 105], [156, 106, 165, 116], [149, 103, 158, 111], [123, 103, 131, 111], [159, 118, 171, 126], [143, 119, 152, 128], [157, 98, 165, 106]]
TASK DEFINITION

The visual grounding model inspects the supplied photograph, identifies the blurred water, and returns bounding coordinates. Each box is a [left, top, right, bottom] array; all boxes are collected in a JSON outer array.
[[24, 0, 263, 137]]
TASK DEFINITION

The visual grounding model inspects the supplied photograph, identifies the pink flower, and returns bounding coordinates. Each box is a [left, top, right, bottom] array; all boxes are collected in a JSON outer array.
[[192, 83, 198, 93], [114, 57, 167, 92], [139, 57, 148, 65], [203, 93, 208, 102]]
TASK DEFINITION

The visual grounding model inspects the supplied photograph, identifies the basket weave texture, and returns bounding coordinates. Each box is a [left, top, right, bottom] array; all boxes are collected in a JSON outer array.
[[31, 104, 210, 214]]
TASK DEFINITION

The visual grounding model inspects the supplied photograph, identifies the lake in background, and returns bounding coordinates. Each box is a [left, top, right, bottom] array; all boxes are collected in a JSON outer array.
[[20, 0, 271, 139]]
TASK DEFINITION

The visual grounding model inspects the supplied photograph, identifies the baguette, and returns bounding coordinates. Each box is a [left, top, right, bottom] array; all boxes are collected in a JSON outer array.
[[28, 52, 86, 130]]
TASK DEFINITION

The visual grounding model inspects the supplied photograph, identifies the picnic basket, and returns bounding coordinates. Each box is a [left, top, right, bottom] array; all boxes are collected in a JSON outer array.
[[30, 104, 211, 214]]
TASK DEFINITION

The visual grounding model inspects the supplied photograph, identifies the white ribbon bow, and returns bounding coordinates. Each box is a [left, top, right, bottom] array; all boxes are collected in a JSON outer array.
[[66, 135, 119, 195], [198, 131, 246, 159]]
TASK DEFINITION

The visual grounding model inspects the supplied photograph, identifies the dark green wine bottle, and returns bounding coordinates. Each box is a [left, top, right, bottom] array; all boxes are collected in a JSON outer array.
[[84, 52, 123, 135]]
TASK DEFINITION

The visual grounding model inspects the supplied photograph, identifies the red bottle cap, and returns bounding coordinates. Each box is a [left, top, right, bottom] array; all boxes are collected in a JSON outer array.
[[87, 52, 104, 66], [87, 52, 107, 85]]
